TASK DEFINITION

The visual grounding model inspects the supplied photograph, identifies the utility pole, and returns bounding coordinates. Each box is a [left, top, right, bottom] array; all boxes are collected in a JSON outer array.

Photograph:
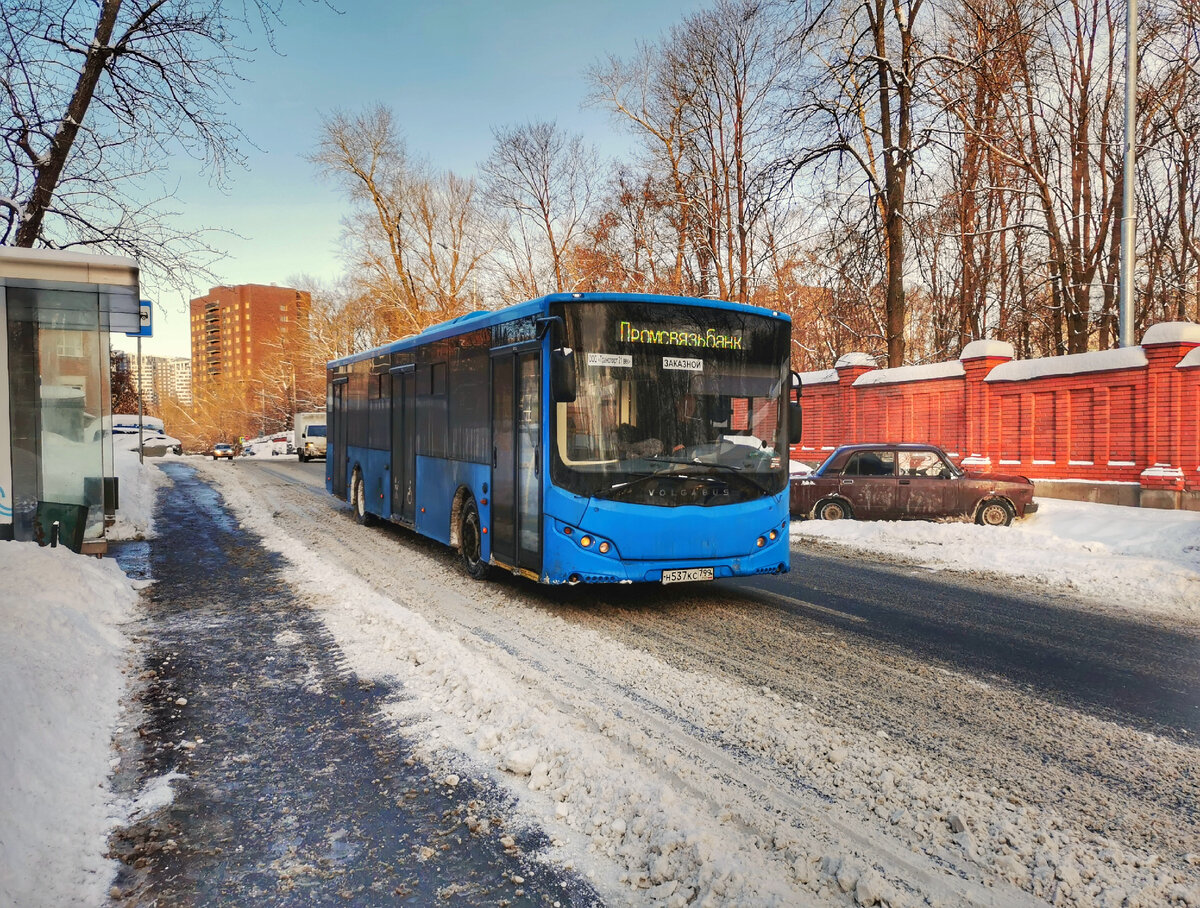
[[1118, 0, 1138, 347], [137, 335, 143, 465]]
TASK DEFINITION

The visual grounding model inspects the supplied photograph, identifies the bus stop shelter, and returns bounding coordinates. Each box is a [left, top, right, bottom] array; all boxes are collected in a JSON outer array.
[[0, 248, 141, 554]]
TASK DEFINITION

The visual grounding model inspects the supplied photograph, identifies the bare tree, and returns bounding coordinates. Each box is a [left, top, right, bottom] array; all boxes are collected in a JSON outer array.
[[588, 46, 699, 292], [311, 105, 491, 333], [1, 0, 303, 281], [784, 0, 944, 366], [481, 120, 599, 297], [588, 1, 793, 303]]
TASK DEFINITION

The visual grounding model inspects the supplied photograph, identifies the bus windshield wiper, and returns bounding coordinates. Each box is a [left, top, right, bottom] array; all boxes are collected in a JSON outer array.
[[645, 454, 743, 471], [608, 467, 723, 491]]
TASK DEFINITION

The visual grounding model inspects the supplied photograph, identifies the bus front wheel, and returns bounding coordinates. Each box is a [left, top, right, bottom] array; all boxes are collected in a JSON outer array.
[[460, 499, 489, 581], [352, 469, 376, 527]]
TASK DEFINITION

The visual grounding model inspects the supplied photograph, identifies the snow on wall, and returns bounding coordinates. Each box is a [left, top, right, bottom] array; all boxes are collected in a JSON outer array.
[[796, 368, 838, 385], [986, 347, 1148, 382], [1142, 321, 1200, 345], [835, 352, 876, 369], [853, 361, 965, 386], [960, 339, 1015, 360]]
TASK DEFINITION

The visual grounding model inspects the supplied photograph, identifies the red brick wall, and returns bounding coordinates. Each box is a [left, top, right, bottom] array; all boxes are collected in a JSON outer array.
[[791, 323, 1200, 498]]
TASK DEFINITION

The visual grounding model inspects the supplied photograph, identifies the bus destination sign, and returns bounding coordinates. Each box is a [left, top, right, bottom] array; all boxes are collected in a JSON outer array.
[[618, 321, 742, 349]]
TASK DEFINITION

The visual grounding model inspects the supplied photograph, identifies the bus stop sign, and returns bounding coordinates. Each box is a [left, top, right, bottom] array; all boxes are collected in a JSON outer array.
[[126, 300, 153, 338]]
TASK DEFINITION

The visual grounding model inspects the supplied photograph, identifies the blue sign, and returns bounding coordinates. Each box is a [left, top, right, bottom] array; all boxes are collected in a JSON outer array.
[[126, 299, 153, 338]]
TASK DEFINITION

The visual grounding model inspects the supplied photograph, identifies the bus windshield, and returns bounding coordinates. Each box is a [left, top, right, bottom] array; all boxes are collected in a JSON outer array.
[[551, 300, 789, 506]]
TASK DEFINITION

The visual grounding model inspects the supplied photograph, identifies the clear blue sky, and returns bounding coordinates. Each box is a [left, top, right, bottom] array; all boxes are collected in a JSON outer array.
[[117, 0, 709, 358]]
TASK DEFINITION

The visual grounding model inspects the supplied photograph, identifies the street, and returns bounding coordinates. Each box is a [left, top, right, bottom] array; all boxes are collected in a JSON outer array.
[[109, 456, 1200, 906]]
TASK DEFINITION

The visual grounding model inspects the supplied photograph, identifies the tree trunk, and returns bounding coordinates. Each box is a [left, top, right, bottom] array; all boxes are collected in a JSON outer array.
[[15, 0, 123, 246]]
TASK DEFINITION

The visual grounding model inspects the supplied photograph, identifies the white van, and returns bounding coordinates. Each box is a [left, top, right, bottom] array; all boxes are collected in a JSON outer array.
[[294, 411, 327, 462]]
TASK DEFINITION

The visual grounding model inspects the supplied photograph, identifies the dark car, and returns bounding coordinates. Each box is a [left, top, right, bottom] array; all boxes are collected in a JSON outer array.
[[790, 443, 1037, 526]]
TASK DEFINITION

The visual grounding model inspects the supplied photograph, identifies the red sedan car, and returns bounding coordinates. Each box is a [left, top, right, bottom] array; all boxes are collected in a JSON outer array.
[[790, 443, 1038, 526]]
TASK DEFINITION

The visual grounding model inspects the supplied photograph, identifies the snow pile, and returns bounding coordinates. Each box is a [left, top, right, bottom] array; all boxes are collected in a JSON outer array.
[[107, 446, 171, 541], [792, 498, 1200, 620], [0, 542, 138, 907]]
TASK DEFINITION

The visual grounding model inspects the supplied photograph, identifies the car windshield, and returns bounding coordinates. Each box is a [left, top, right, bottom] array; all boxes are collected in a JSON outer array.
[[215, 444, 231, 450], [307, 425, 326, 437], [813, 451, 841, 475], [550, 300, 790, 505]]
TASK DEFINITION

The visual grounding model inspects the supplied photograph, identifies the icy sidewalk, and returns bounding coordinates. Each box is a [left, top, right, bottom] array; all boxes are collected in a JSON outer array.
[[792, 498, 1200, 622], [106, 463, 598, 906]]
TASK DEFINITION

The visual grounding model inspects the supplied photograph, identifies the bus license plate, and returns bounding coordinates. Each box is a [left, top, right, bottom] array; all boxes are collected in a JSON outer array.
[[661, 567, 714, 584]]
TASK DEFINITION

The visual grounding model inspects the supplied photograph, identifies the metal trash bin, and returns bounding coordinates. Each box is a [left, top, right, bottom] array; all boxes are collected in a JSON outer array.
[[34, 501, 89, 553]]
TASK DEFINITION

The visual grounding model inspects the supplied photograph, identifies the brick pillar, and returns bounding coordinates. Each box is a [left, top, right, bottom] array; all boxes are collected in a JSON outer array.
[[1180, 350, 1200, 501], [834, 353, 876, 444], [1139, 322, 1200, 508], [959, 340, 1014, 471]]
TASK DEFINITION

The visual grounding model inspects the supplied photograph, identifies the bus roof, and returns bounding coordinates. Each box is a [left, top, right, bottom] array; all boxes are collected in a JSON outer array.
[[326, 292, 791, 368]]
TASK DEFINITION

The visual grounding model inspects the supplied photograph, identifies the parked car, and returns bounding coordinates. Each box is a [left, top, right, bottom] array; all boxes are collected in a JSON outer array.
[[212, 443, 235, 461], [789, 443, 1037, 526]]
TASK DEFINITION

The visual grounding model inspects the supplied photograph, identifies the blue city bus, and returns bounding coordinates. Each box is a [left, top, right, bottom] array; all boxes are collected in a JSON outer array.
[[326, 292, 800, 585]]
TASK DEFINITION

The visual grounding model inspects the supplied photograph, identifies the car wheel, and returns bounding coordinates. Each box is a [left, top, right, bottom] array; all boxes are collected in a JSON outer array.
[[815, 499, 851, 521], [352, 469, 376, 526], [976, 499, 1014, 527], [212, 455, 218, 461], [459, 499, 490, 581]]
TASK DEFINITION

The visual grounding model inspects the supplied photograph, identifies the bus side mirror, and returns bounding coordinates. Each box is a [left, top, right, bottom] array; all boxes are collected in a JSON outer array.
[[788, 402, 803, 445], [551, 349, 577, 403]]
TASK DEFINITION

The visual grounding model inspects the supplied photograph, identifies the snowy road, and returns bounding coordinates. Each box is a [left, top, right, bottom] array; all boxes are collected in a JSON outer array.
[[190, 456, 1199, 907], [738, 559, 1200, 739]]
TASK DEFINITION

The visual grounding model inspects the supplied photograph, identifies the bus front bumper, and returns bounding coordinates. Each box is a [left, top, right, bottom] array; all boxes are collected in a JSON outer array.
[[539, 530, 790, 585]]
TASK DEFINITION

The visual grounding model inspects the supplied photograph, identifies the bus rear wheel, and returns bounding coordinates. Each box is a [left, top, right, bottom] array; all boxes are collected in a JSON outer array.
[[460, 499, 489, 580], [352, 469, 376, 526]]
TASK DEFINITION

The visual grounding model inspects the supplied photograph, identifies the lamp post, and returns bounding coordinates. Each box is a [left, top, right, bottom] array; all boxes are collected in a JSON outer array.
[[1118, 0, 1138, 347]]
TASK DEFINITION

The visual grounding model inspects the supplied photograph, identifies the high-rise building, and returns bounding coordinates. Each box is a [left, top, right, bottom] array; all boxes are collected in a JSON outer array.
[[189, 284, 311, 388], [131, 355, 192, 407]]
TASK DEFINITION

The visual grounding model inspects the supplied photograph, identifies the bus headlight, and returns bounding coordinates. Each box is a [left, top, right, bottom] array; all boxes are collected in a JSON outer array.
[[598, 541, 610, 554], [580, 535, 593, 548], [756, 536, 766, 547], [768, 529, 778, 540]]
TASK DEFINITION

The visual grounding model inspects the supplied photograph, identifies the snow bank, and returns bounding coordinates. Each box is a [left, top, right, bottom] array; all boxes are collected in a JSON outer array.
[[0, 542, 139, 907], [107, 446, 171, 541], [792, 498, 1200, 621]]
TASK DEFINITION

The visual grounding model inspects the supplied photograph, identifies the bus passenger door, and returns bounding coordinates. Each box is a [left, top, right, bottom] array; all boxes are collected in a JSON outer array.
[[491, 349, 542, 575], [331, 377, 348, 498], [390, 365, 416, 524]]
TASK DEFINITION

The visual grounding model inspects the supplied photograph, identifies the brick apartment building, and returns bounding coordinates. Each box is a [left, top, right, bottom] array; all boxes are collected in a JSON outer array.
[[190, 284, 312, 389]]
